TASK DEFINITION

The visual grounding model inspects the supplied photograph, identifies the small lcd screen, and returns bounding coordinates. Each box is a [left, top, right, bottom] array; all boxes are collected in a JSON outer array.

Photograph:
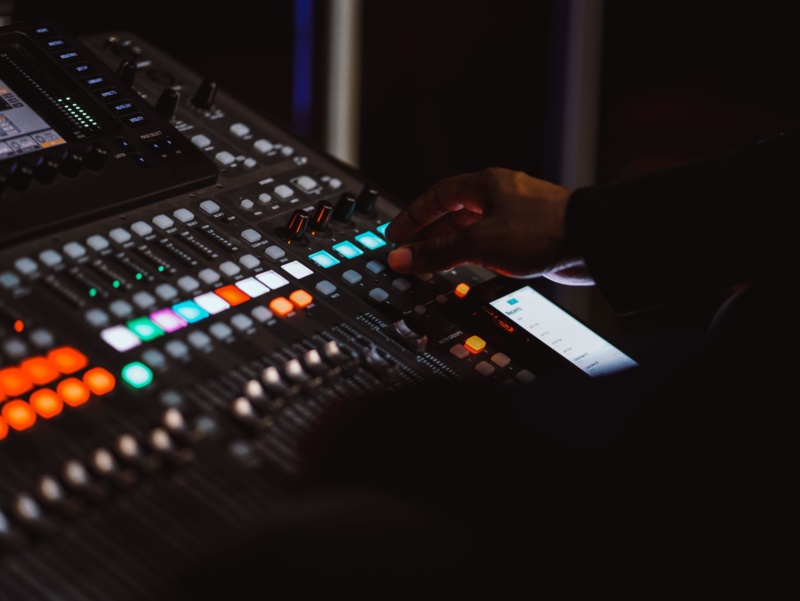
[[0, 77, 66, 160], [489, 285, 638, 377]]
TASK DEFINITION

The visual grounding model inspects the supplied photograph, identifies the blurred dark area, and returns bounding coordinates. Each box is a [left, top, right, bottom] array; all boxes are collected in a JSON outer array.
[[9, 0, 800, 199]]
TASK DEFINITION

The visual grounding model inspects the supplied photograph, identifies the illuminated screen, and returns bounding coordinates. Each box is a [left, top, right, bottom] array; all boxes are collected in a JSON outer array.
[[0, 77, 66, 160]]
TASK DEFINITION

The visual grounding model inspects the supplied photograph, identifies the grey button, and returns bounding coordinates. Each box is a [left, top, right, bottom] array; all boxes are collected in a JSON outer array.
[[29, 328, 55, 349], [241, 228, 261, 243], [165, 339, 191, 360], [174, 208, 194, 223], [491, 353, 511, 367], [85, 308, 110, 328], [343, 270, 362, 284], [392, 278, 411, 291], [0, 271, 20, 289], [230, 123, 250, 137], [240, 198, 254, 210], [187, 330, 213, 350], [294, 175, 317, 192], [14, 257, 37, 275], [450, 344, 470, 359], [315, 280, 337, 296], [274, 184, 293, 199], [131, 221, 153, 236], [191, 133, 212, 148], [368, 288, 389, 302], [3, 338, 28, 361], [230, 314, 254, 331], [63, 236, 88, 259], [475, 361, 495, 376], [155, 283, 179, 301], [253, 139, 274, 154], [109, 300, 134, 318], [141, 348, 168, 372], [152, 214, 174, 229], [132, 291, 157, 310], [219, 261, 241, 276], [366, 260, 385, 274], [280, 145, 294, 156], [177, 275, 200, 292], [251, 306, 274, 322], [38, 249, 62, 267], [516, 369, 536, 384], [109, 228, 132, 244], [239, 254, 261, 269], [215, 151, 236, 166], [85, 235, 108, 251], [209, 322, 233, 340], [264, 245, 285, 260], [258, 192, 272, 204], [200, 200, 221, 215], [198, 268, 220, 284]]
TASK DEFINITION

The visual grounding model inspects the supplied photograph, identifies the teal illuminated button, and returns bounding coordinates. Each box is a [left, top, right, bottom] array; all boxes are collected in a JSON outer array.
[[121, 361, 153, 389], [376, 222, 389, 236], [354, 231, 386, 250], [127, 317, 164, 341], [332, 240, 364, 259], [309, 250, 340, 268], [172, 300, 209, 323]]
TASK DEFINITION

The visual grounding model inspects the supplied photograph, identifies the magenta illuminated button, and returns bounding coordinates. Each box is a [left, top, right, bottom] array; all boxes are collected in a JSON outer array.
[[149, 308, 188, 333]]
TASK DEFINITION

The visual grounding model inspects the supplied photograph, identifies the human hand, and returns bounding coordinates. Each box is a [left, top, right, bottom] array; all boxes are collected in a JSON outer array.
[[385, 168, 593, 285]]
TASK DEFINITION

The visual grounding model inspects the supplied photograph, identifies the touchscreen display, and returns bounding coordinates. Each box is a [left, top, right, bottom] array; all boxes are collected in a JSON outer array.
[[489, 285, 638, 377], [0, 77, 66, 160]]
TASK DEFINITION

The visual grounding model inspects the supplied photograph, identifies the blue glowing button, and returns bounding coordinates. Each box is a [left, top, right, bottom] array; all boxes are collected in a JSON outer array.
[[376, 222, 389, 237], [127, 317, 164, 341], [332, 241, 364, 259], [309, 250, 341, 268], [354, 231, 387, 250], [172, 300, 210, 323], [121, 361, 153, 389]]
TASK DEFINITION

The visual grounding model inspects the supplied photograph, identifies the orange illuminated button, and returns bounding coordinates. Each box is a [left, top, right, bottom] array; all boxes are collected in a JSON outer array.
[[83, 367, 116, 396], [20, 356, 60, 385], [464, 335, 487, 354], [2, 400, 36, 431], [29, 388, 64, 419], [0, 367, 33, 397], [269, 297, 295, 317], [47, 346, 89, 375], [215, 284, 250, 306], [289, 289, 313, 309], [57, 378, 91, 407], [0, 416, 7, 440], [454, 283, 470, 298]]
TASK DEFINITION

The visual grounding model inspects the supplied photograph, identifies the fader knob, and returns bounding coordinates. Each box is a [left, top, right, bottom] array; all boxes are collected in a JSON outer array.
[[116, 59, 137, 85], [155, 88, 181, 120], [356, 186, 378, 213], [191, 78, 218, 110], [310, 200, 333, 232], [333, 192, 356, 222], [286, 209, 309, 241]]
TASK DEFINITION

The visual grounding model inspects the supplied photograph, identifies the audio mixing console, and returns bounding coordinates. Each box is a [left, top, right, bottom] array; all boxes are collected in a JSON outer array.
[[0, 20, 644, 600]]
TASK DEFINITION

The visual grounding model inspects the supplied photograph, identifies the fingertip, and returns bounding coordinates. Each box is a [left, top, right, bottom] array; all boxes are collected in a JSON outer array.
[[387, 246, 412, 271]]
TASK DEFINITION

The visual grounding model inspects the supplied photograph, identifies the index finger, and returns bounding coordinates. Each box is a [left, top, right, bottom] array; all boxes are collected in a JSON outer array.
[[385, 173, 487, 243]]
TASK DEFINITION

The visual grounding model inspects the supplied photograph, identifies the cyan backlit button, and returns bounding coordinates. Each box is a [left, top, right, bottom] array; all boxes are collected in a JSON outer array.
[[376, 223, 389, 236], [172, 300, 209, 323], [354, 231, 386, 250], [309, 250, 340, 268], [332, 241, 363, 259]]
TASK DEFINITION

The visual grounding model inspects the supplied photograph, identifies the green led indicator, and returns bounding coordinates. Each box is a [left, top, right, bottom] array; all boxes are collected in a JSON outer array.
[[136, 273, 143, 280], [89, 288, 97, 297], [158, 266, 165, 272], [121, 361, 153, 389], [113, 280, 120, 288]]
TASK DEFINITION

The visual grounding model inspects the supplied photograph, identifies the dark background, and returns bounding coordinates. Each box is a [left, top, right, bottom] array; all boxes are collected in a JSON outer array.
[[8, 0, 800, 200]]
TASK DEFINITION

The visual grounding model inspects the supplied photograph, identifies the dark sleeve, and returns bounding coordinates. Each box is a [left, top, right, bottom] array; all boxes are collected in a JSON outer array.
[[565, 126, 799, 314]]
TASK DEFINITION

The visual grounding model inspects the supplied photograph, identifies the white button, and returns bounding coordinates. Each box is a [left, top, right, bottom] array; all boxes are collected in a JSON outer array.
[[152, 214, 174, 229], [38, 249, 62, 267], [192, 134, 212, 148], [230, 123, 250, 137], [215, 151, 236, 166], [274, 184, 293, 199], [173, 208, 194, 223], [199, 200, 221, 214], [109, 228, 131, 244], [177, 276, 200, 292], [253, 139, 274, 154], [131, 221, 153, 236], [85, 236, 107, 251]]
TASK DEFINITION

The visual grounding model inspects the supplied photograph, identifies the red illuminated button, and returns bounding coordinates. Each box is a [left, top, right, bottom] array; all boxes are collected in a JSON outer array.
[[454, 283, 470, 298], [215, 284, 250, 306], [29, 388, 64, 419], [20, 356, 60, 385], [289, 289, 313, 309], [464, 335, 487, 354], [269, 297, 295, 317], [83, 367, 116, 396], [47, 346, 89, 374], [2, 400, 36, 431], [0, 367, 33, 397], [57, 378, 91, 407]]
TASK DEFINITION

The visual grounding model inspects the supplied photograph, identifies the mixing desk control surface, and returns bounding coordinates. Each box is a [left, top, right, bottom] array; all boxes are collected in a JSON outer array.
[[0, 20, 637, 600]]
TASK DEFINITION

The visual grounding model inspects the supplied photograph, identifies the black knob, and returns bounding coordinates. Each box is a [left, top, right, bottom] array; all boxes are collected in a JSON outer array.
[[116, 59, 137, 85], [333, 192, 356, 222], [6, 160, 34, 191], [191, 78, 218, 110], [310, 200, 333, 232], [286, 210, 309, 241], [84, 144, 109, 171], [31, 152, 60, 184], [356, 186, 378, 213], [60, 148, 84, 177], [155, 88, 181, 120]]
